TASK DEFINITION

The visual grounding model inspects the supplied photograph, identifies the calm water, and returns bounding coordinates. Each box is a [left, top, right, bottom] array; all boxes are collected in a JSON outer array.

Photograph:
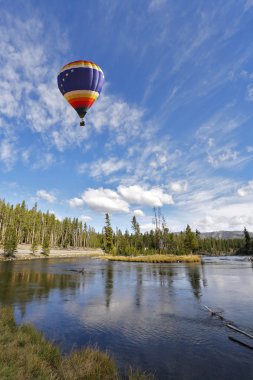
[[0, 257, 253, 379]]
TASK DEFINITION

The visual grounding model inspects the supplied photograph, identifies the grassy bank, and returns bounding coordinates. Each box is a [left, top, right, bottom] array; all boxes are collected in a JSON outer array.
[[0, 307, 152, 380], [103, 254, 200, 263]]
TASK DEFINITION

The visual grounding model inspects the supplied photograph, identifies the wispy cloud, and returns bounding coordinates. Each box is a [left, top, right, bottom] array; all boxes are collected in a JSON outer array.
[[0, 139, 17, 171]]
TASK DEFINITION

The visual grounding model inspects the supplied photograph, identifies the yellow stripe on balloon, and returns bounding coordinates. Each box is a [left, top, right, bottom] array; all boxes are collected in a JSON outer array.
[[64, 90, 99, 101], [60, 61, 103, 74]]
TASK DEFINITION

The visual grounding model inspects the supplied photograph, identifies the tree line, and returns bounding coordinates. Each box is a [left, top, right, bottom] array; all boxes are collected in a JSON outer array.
[[0, 199, 251, 257], [0, 199, 101, 256], [103, 211, 247, 256]]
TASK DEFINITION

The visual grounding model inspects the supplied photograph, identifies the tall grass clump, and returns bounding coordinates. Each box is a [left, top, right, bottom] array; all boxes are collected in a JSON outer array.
[[0, 307, 152, 379]]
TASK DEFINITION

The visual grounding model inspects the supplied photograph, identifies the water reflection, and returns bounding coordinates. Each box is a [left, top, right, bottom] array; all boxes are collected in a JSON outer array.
[[186, 264, 201, 299], [0, 258, 252, 380], [0, 261, 94, 308], [135, 266, 143, 307], [201, 261, 208, 288], [105, 262, 114, 308]]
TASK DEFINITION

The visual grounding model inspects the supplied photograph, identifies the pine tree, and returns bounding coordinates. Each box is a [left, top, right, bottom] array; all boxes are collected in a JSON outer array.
[[4, 225, 17, 257], [244, 227, 251, 251], [104, 213, 114, 254], [184, 225, 198, 254], [131, 216, 142, 252], [42, 234, 50, 256], [31, 233, 39, 255]]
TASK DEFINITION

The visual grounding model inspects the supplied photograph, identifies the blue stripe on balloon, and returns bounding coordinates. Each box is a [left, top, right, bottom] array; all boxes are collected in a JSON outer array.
[[95, 71, 104, 93], [57, 67, 104, 95]]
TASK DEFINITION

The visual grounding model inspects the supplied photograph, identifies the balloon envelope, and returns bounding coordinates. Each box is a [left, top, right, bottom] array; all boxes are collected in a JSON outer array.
[[57, 60, 104, 123]]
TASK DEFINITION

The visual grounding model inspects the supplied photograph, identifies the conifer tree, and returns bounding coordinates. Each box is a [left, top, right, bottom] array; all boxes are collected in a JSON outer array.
[[104, 213, 114, 253], [31, 233, 39, 255], [131, 216, 142, 251], [42, 234, 50, 256], [4, 225, 17, 257], [184, 225, 198, 254], [244, 227, 251, 251]]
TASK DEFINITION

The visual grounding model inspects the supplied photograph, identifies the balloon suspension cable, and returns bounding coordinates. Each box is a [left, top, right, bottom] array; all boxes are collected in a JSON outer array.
[[80, 118, 85, 127]]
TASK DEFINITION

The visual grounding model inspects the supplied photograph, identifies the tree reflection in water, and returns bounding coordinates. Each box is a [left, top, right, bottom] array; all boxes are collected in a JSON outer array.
[[186, 264, 201, 299], [105, 262, 114, 308], [135, 266, 143, 307]]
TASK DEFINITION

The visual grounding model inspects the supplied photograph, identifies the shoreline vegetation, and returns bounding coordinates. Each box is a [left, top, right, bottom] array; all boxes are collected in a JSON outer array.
[[0, 307, 152, 380], [102, 254, 200, 263], [0, 245, 200, 263]]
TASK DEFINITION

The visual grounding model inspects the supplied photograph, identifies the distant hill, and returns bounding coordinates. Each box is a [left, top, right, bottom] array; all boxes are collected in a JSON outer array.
[[199, 231, 253, 239]]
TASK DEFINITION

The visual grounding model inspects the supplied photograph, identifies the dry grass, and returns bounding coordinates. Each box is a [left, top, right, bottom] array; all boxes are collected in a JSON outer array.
[[0, 307, 152, 380], [103, 254, 200, 263]]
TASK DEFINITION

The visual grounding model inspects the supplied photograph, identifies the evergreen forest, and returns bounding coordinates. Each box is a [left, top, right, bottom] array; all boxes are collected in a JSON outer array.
[[0, 199, 251, 257]]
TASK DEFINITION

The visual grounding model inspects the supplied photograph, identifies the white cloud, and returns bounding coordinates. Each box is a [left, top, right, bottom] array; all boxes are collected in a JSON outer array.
[[89, 91, 146, 145], [207, 148, 240, 168], [237, 180, 253, 197], [68, 197, 84, 208], [197, 212, 253, 232], [68, 185, 174, 215], [36, 190, 56, 203], [88, 158, 128, 178], [32, 153, 54, 170], [133, 209, 145, 217], [82, 188, 130, 213], [0, 139, 17, 170], [80, 215, 92, 222], [170, 181, 188, 193], [195, 112, 244, 143], [118, 185, 174, 206]]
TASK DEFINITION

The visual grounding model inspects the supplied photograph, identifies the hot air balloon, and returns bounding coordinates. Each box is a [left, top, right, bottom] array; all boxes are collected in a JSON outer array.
[[57, 60, 104, 126]]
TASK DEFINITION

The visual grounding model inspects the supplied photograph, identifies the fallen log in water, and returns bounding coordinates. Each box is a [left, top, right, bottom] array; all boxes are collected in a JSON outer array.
[[67, 268, 85, 274], [204, 306, 253, 342], [228, 336, 253, 350], [203, 305, 224, 320], [227, 324, 253, 340]]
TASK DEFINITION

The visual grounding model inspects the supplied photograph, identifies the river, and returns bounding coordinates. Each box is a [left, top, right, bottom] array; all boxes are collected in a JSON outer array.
[[0, 256, 252, 379]]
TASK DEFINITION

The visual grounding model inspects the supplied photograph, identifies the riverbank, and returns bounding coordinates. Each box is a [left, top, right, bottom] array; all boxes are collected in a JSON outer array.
[[0, 245, 104, 261], [103, 254, 200, 263], [0, 307, 152, 380]]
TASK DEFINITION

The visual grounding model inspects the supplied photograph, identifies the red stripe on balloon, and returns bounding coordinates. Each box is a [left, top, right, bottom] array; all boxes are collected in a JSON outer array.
[[69, 99, 95, 109]]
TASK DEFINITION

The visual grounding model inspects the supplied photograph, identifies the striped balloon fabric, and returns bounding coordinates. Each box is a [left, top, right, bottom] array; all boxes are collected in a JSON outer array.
[[57, 60, 105, 126]]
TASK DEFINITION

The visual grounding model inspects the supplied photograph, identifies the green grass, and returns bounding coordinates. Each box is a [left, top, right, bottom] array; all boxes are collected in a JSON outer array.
[[0, 307, 153, 380], [103, 254, 200, 263]]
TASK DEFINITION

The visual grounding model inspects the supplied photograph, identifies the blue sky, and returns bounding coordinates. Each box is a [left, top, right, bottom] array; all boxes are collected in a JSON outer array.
[[1, 0, 253, 232]]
